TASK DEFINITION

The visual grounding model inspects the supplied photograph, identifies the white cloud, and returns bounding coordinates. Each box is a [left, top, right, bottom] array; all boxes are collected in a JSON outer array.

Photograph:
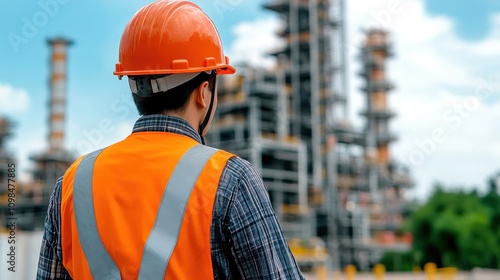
[[391, 90, 500, 198], [226, 0, 500, 199], [348, 0, 500, 198], [461, 14, 500, 57], [68, 120, 134, 157], [227, 17, 282, 69], [116, 121, 133, 139], [0, 84, 30, 113]]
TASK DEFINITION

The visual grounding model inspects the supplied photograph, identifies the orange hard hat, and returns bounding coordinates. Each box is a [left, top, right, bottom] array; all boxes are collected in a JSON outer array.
[[114, 0, 235, 79]]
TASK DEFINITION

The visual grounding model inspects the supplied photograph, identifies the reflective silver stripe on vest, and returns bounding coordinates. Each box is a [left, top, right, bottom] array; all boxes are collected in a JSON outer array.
[[73, 149, 121, 279], [138, 144, 218, 280]]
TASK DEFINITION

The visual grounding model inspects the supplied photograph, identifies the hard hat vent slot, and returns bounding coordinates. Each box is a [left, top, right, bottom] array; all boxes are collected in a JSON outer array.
[[172, 59, 189, 69], [205, 57, 216, 67]]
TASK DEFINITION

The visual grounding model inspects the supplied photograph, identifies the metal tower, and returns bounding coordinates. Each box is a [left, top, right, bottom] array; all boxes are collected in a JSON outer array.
[[262, 0, 349, 269], [30, 37, 75, 207], [47, 38, 72, 153], [209, 1, 413, 271]]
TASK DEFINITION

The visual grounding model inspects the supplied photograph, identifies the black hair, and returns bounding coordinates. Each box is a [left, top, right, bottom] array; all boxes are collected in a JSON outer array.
[[131, 71, 217, 115]]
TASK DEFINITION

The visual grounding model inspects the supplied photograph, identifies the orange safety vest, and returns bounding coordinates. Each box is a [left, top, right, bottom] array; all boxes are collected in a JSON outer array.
[[61, 132, 233, 279]]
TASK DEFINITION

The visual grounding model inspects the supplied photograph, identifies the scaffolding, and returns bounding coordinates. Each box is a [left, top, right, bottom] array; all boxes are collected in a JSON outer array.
[[327, 28, 413, 269], [207, 68, 328, 267], [209, 0, 413, 271], [30, 38, 75, 205], [360, 29, 412, 264], [264, 0, 345, 270], [209, 68, 311, 234]]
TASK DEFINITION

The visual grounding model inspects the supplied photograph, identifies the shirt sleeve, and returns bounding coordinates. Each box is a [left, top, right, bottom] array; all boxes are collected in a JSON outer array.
[[228, 160, 305, 279], [36, 177, 72, 280]]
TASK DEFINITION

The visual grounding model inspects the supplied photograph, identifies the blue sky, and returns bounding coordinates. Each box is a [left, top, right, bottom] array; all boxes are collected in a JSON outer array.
[[424, 0, 500, 41], [1, 0, 500, 198], [0, 0, 262, 120], [0, 0, 264, 169]]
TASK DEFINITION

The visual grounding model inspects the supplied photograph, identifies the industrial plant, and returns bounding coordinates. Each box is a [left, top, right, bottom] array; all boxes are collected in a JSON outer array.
[[0, 38, 75, 231], [206, 0, 412, 270], [0, 0, 412, 273]]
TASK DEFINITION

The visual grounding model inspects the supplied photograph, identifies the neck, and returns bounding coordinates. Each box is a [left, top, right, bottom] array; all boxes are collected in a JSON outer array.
[[163, 107, 204, 136]]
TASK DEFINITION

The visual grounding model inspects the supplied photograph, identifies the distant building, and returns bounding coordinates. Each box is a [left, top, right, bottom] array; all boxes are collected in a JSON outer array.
[[0, 117, 15, 198], [207, 0, 412, 271], [0, 38, 75, 231]]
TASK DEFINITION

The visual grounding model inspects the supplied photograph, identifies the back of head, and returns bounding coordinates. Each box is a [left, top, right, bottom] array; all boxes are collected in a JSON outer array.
[[113, 0, 236, 139], [114, 0, 235, 114]]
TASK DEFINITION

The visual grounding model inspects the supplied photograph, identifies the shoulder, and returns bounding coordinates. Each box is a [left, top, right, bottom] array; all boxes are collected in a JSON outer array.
[[64, 154, 87, 175], [214, 154, 265, 200], [221, 155, 263, 188], [219, 155, 269, 204], [59, 155, 85, 187]]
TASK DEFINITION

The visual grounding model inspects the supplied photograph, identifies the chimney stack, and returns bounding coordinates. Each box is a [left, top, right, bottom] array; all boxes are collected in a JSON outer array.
[[47, 38, 72, 154]]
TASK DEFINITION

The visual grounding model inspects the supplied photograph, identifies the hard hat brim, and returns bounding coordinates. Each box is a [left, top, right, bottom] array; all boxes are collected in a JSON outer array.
[[114, 65, 235, 79]]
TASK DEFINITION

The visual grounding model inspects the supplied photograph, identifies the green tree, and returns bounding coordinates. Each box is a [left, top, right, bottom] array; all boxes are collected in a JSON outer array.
[[480, 172, 500, 267], [379, 251, 414, 272], [410, 187, 500, 269]]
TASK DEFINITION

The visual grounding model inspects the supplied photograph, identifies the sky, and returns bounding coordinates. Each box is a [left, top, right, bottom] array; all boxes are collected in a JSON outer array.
[[424, 0, 500, 41], [1, 0, 499, 200]]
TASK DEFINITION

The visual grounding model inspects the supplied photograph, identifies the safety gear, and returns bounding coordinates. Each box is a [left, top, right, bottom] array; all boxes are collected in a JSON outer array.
[[113, 0, 236, 79], [61, 133, 234, 279], [128, 70, 214, 98]]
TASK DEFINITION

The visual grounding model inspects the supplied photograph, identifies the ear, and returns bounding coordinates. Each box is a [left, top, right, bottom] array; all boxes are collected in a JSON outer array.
[[194, 81, 210, 108]]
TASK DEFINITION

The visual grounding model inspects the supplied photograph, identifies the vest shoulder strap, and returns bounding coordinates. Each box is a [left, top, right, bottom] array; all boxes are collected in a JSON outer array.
[[74, 148, 121, 279], [138, 144, 218, 279]]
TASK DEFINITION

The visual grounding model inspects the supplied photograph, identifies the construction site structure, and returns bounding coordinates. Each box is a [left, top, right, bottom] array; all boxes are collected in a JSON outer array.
[[0, 38, 76, 231], [263, 0, 348, 267], [0, 117, 15, 197], [333, 29, 413, 269], [0, 118, 39, 232], [47, 38, 73, 154], [206, 68, 328, 269], [0, 117, 24, 232], [208, 0, 412, 271], [29, 38, 75, 205]]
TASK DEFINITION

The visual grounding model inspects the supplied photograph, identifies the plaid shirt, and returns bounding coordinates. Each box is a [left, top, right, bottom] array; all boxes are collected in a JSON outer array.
[[37, 114, 304, 279]]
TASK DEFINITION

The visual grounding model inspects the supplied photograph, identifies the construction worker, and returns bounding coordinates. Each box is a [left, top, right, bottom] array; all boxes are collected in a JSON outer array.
[[36, 0, 304, 279]]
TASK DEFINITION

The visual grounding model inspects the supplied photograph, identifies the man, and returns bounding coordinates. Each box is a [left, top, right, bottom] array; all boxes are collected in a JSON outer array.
[[37, 0, 304, 279]]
